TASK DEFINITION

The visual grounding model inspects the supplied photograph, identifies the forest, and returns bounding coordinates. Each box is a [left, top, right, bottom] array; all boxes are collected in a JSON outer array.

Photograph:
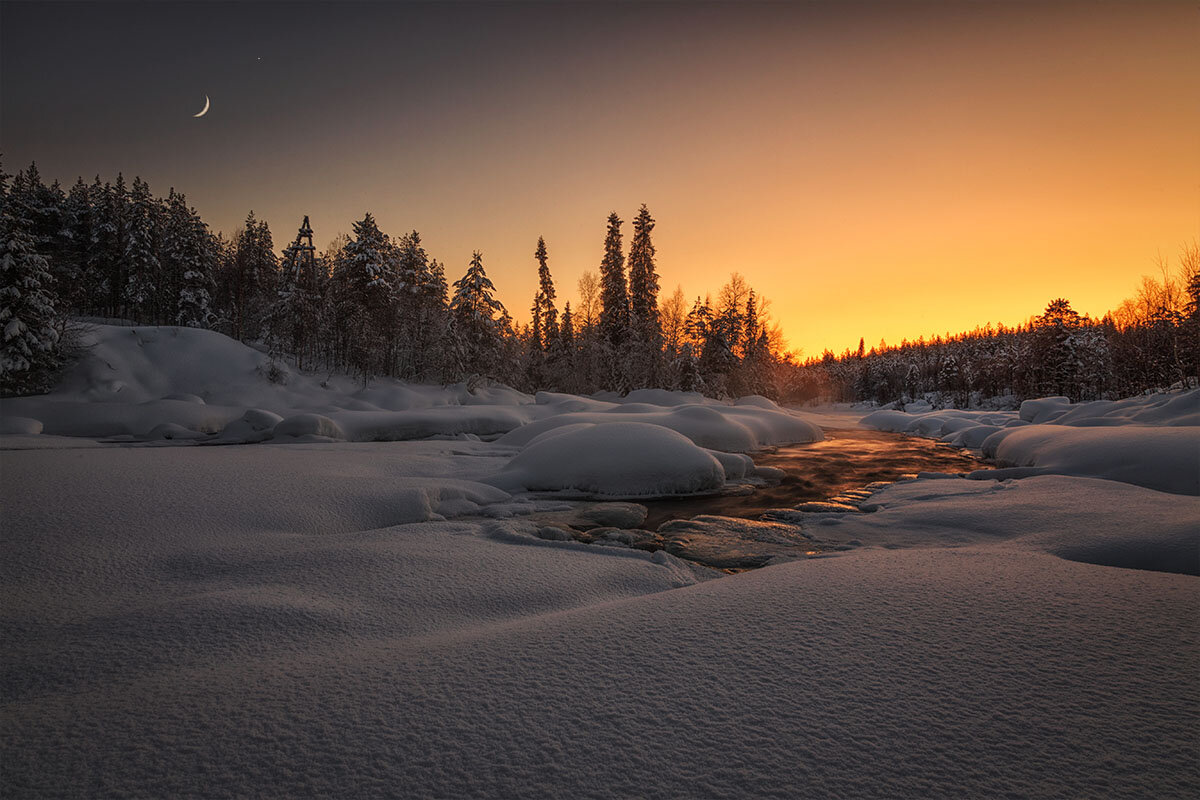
[[2, 162, 1197, 406]]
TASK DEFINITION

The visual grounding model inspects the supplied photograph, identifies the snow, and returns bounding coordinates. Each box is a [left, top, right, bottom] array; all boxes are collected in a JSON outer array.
[[982, 424, 1200, 495], [0, 325, 820, 454], [491, 422, 727, 498], [496, 403, 822, 452], [0, 415, 41, 434], [3, 443, 1197, 798], [860, 388, 1200, 495], [2, 324, 1198, 798]]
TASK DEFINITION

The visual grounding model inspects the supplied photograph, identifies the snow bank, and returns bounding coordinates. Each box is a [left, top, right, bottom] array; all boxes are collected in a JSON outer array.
[[0, 416, 42, 435], [860, 388, 1200, 495], [497, 402, 822, 452], [983, 425, 1200, 495], [0, 323, 544, 440], [3, 443, 1197, 798], [0, 325, 823, 454], [805, 474, 1200, 575], [491, 422, 727, 498]]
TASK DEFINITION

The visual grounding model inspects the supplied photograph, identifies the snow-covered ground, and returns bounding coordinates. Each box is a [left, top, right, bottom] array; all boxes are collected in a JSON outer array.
[[2, 325, 1198, 798], [860, 392, 1200, 495]]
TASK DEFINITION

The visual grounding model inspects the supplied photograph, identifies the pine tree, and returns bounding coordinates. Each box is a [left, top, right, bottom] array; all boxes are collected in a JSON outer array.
[[93, 174, 129, 318], [684, 296, 712, 349], [533, 236, 558, 347], [160, 189, 215, 329], [229, 211, 278, 339], [176, 210, 216, 329], [597, 212, 629, 351], [335, 212, 395, 379], [626, 204, 662, 386], [1, 196, 62, 394], [526, 236, 560, 389], [266, 215, 321, 363], [393, 231, 449, 380], [123, 177, 162, 322], [450, 250, 507, 379], [559, 301, 574, 355], [59, 177, 96, 313]]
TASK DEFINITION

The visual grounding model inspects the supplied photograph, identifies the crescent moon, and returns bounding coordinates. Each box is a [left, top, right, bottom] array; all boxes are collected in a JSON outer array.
[[193, 95, 210, 118]]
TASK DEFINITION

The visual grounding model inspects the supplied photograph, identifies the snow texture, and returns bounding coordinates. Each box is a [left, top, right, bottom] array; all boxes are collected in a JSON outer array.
[[860, 388, 1200, 495], [2, 323, 1198, 798], [490, 422, 726, 498], [0, 324, 821, 456]]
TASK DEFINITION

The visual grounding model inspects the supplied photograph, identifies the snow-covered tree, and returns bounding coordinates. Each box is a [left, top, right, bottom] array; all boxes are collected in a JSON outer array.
[[331, 212, 395, 379], [122, 177, 162, 322], [225, 211, 277, 340], [0, 197, 62, 395], [161, 189, 217, 329], [626, 204, 661, 386], [598, 212, 629, 351], [531, 236, 558, 350], [450, 251, 507, 379], [266, 216, 321, 364]]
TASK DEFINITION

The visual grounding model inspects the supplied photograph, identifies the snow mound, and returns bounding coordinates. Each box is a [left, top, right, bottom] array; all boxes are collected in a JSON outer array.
[[860, 389, 1200, 494], [497, 403, 822, 452], [985, 425, 1200, 495], [273, 413, 347, 441], [216, 408, 284, 443], [621, 388, 708, 406], [491, 422, 726, 498], [0, 416, 42, 435], [145, 422, 207, 441], [823, 475, 1200, 575], [1019, 396, 1073, 423]]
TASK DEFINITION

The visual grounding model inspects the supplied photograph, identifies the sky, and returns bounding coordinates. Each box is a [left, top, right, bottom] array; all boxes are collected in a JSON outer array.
[[2, 0, 1197, 357]]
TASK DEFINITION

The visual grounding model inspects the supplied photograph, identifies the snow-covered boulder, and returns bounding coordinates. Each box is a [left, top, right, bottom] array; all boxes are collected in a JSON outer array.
[[490, 422, 727, 498], [497, 403, 821, 452], [145, 422, 208, 441], [0, 416, 43, 435], [216, 409, 284, 443], [1019, 396, 1072, 424], [273, 413, 346, 441]]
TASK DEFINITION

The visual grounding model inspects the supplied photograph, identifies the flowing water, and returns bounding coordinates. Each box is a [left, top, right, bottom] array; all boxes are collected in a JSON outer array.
[[641, 427, 986, 531], [532, 428, 989, 572]]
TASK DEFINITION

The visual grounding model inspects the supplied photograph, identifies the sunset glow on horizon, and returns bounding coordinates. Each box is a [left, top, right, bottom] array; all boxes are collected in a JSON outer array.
[[3, 0, 1196, 358]]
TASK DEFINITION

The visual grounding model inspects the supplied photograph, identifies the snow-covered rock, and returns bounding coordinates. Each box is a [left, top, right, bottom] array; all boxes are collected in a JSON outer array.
[[0, 415, 42, 435], [491, 422, 727, 498]]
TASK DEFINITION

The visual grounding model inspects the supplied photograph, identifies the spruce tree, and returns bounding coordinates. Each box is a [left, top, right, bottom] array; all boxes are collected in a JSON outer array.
[[175, 207, 217, 330], [266, 216, 321, 362], [0, 197, 62, 394], [61, 177, 94, 312], [336, 212, 394, 379], [533, 236, 558, 347], [624, 203, 662, 338], [229, 211, 278, 339], [597, 212, 629, 351], [123, 177, 162, 323], [450, 251, 507, 379], [95, 174, 129, 318]]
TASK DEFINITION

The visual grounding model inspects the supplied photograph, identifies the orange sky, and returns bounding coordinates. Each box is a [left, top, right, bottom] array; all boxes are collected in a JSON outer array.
[[5, 1, 1197, 357]]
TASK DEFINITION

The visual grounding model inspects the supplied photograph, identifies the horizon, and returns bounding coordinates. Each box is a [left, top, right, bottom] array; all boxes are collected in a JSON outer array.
[[3, 0, 1197, 356]]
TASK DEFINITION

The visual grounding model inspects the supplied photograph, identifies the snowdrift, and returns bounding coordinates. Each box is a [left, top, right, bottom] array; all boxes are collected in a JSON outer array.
[[490, 422, 728, 498], [0, 324, 821, 466], [860, 388, 1200, 494], [3, 443, 1198, 798]]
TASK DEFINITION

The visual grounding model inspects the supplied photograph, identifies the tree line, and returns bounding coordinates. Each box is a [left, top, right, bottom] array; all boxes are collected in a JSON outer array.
[[778, 251, 1200, 408], [0, 163, 781, 397], [3, 162, 1195, 404]]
